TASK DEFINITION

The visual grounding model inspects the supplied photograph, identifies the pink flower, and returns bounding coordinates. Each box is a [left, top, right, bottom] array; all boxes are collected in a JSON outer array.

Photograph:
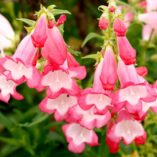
[[12, 35, 37, 65], [62, 52, 87, 80], [109, 6, 116, 13], [113, 60, 156, 117], [68, 105, 111, 130], [56, 15, 67, 26], [0, 74, 23, 102], [39, 93, 78, 121], [106, 111, 146, 153], [117, 36, 136, 65], [31, 14, 48, 48], [100, 46, 117, 90], [62, 123, 98, 153], [98, 17, 109, 30], [113, 18, 127, 36], [136, 66, 148, 77], [79, 60, 112, 113], [117, 60, 145, 88], [0, 35, 42, 90], [113, 18, 136, 65], [41, 69, 80, 97], [41, 26, 67, 65]]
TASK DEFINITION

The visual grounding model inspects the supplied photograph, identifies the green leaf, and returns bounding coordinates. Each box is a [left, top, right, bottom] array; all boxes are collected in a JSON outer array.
[[0, 136, 18, 145], [82, 54, 98, 60], [0, 112, 12, 129], [17, 18, 36, 26], [82, 32, 103, 47], [49, 9, 71, 16], [17, 113, 49, 128], [68, 47, 81, 56], [47, 5, 56, 11]]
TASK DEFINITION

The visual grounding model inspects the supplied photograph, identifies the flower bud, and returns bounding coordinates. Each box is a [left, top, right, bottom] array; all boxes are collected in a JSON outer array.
[[31, 14, 48, 48], [113, 18, 127, 36], [99, 17, 109, 30]]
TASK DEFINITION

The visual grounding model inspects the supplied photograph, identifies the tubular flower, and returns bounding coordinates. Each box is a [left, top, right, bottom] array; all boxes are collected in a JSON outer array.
[[100, 46, 118, 90], [68, 105, 111, 130], [114, 19, 136, 65], [39, 93, 78, 121], [106, 111, 146, 153], [113, 60, 156, 118], [0, 74, 23, 102], [0, 35, 41, 90], [41, 26, 67, 65], [99, 17, 109, 30], [79, 60, 112, 113], [62, 123, 98, 153], [31, 14, 48, 48], [41, 68, 80, 97]]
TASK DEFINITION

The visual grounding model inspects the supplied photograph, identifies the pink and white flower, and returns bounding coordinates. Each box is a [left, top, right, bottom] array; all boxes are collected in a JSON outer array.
[[62, 123, 98, 153], [41, 69, 80, 97], [100, 46, 118, 90], [68, 105, 111, 129], [114, 18, 136, 65], [39, 93, 78, 121], [0, 74, 23, 102], [41, 26, 67, 65], [79, 60, 112, 113], [113, 60, 156, 118], [31, 14, 48, 48], [106, 111, 146, 153]]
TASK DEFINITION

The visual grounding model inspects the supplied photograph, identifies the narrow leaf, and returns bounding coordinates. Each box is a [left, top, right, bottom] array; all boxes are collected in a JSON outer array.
[[82, 54, 98, 60], [50, 9, 71, 16], [18, 114, 49, 128], [82, 32, 103, 47], [17, 18, 36, 26]]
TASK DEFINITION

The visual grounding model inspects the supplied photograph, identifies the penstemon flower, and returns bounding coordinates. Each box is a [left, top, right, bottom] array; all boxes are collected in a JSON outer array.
[[2, 1, 157, 155]]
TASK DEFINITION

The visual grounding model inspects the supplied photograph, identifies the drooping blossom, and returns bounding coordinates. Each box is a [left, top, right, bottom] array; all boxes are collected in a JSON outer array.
[[68, 105, 111, 130], [0, 74, 23, 102], [106, 111, 146, 153], [41, 68, 81, 97], [31, 14, 48, 48], [113, 59, 156, 119], [79, 59, 112, 113], [99, 17, 109, 30], [62, 123, 98, 153], [100, 46, 118, 90], [62, 52, 86, 80], [41, 26, 67, 65], [0, 35, 41, 90], [39, 93, 78, 121], [114, 18, 136, 65]]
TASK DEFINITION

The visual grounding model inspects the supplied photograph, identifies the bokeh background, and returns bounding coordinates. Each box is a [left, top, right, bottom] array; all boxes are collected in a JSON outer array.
[[1, 0, 157, 157]]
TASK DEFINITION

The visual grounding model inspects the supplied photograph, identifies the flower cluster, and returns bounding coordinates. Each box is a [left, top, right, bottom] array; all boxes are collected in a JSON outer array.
[[1, 2, 157, 155]]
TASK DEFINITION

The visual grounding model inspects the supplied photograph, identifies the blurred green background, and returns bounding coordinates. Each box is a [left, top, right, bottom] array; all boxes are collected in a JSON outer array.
[[1, 0, 157, 157]]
